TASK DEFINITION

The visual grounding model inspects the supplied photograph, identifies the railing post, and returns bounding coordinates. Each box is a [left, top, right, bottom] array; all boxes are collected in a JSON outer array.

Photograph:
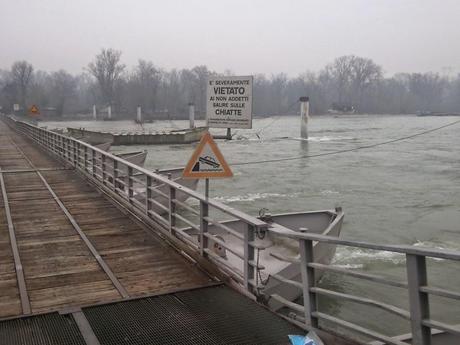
[[199, 200, 208, 256], [168, 183, 176, 235], [146, 176, 151, 215], [128, 166, 133, 203], [72, 140, 76, 166], [77, 142, 81, 167], [243, 224, 255, 292], [102, 155, 106, 185], [91, 149, 96, 177], [60, 136, 64, 157], [299, 239, 319, 328], [112, 159, 118, 191], [84, 145, 88, 172], [406, 254, 431, 345]]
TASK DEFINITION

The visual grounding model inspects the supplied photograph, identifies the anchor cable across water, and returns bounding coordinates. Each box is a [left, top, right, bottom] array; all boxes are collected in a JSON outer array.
[[231, 118, 460, 166]]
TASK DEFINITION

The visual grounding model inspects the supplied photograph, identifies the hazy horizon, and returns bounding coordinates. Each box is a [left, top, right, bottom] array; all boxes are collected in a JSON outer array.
[[1, 0, 460, 77]]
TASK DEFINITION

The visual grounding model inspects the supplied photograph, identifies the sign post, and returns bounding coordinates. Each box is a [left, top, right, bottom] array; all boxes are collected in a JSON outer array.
[[206, 76, 253, 131]]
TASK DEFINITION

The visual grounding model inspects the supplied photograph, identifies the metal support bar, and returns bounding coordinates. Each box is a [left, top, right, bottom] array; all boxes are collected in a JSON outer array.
[[36, 171, 130, 299], [6, 136, 130, 300], [84, 145, 88, 172], [101, 155, 106, 185], [243, 224, 255, 291], [112, 159, 118, 191], [199, 200, 208, 256], [128, 166, 133, 203], [0, 171, 31, 315], [406, 254, 431, 345], [91, 149, 96, 177], [299, 239, 318, 328], [169, 185, 176, 234], [72, 310, 101, 345]]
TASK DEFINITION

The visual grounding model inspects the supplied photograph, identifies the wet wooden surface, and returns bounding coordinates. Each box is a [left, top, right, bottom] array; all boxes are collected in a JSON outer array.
[[0, 121, 212, 319]]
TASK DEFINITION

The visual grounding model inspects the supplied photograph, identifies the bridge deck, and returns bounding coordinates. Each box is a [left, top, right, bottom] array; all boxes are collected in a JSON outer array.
[[0, 121, 211, 319]]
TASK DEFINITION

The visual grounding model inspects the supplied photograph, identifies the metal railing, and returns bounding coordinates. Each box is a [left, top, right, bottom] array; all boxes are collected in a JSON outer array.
[[266, 227, 460, 345], [5, 116, 268, 295], [5, 116, 460, 345]]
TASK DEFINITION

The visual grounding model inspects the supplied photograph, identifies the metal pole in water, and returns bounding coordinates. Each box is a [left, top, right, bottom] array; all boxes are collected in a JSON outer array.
[[188, 102, 195, 129], [108, 106, 112, 120], [92, 105, 97, 120], [300, 96, 309, 139], [137, 106, 142, 123]]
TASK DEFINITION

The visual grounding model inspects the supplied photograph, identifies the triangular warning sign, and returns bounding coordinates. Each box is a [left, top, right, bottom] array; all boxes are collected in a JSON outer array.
[[183, 132, 233, 179], [29, 104, 40, 115]]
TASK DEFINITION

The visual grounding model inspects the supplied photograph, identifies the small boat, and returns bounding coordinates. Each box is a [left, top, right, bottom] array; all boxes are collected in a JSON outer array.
[[92, 151, 148, 185], [94, 142, 112, 151], [132, 167, 199, 215], [114, 151, 147, 166], [179, 207, 344, 311]]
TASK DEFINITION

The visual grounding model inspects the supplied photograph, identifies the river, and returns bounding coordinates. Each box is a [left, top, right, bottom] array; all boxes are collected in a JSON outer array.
[[44, 114, 460, 339]]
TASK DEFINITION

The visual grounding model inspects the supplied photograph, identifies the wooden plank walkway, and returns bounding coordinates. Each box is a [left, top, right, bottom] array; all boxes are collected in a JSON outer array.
[[0, 121, 212, 319]]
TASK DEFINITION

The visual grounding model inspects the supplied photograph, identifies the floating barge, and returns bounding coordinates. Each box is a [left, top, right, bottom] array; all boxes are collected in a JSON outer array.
[[67, 126, 208, 145]]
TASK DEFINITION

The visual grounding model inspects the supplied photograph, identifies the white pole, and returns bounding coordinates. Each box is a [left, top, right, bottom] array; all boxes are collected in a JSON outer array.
[[300, 96, 309, 139], [108, 106, 112, 120], [137, 106, 142, 123], [92, 105, 97, 120], [188, 102, 195, 129]]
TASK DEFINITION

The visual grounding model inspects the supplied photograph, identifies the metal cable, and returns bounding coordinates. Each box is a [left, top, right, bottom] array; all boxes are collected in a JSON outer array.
[[231, 118, 460, 166]]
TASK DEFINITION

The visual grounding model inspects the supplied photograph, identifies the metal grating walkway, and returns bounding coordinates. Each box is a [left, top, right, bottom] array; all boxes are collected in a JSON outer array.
[[0, 313, 86, 345], [0, 286, 301, 345], [84, 285, 300, 345]]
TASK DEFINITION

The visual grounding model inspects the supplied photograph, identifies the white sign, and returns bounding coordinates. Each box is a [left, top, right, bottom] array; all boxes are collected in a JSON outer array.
[[206, 76, 253, 129], [13, 104, 20, 111]]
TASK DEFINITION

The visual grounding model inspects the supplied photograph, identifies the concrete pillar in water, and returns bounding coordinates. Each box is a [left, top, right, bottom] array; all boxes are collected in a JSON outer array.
[[188, 102, 195, 128], [107, 106, 112, 120], [92, 105, 97, 120], [137, 106, 142, 123], [299, 96, 309, 139]]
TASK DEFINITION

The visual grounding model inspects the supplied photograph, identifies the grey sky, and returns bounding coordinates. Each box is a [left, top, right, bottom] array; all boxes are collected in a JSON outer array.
[[1, 0, 459, 77]]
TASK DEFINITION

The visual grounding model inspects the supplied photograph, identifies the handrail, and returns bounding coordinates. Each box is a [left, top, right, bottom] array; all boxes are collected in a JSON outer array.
[[266, 223, 460, 345], [5, 115, 267, 296], [269, 225, 460, 261], [6, 116, 460, 345], [10, 117, 267, 228]]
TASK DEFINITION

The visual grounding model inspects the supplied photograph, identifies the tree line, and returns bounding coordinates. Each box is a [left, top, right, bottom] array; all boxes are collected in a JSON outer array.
[[1, 49, 459, 119]]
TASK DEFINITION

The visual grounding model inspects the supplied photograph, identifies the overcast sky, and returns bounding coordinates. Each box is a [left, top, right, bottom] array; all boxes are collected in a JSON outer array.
[[1, 0, 459, 77]]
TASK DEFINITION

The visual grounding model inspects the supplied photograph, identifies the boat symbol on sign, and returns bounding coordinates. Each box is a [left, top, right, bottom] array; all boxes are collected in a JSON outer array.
[[199, 156, 220, 168]]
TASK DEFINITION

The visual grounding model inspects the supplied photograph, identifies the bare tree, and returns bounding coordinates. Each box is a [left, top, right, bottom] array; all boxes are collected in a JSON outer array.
[[11, 61, 34, 110], [324, 55, 355, 105], [87, 49, 125, 107], [191, 65, 211, 114], [349, 56, 382, 111], [321, 55, 382, 112], [132, 59, 161, 113], [50, 70, 76, 116]]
